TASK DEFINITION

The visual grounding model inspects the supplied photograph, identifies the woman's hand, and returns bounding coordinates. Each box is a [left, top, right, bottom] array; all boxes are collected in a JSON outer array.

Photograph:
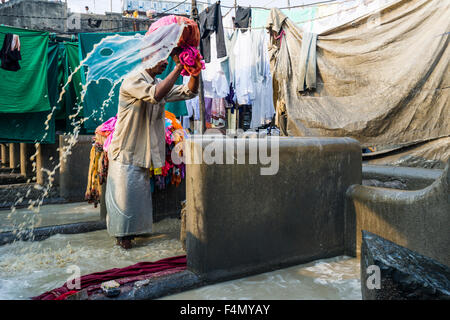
[[172, 53, 181, 65], [170, 47, 182, 66]]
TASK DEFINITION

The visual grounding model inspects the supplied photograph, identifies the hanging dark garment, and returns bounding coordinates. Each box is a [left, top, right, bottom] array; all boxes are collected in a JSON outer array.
[[234, 6, 252, 29], [199, 3, 227, 63], [0, 33, 21, 71], [239, 105, 252, 130]]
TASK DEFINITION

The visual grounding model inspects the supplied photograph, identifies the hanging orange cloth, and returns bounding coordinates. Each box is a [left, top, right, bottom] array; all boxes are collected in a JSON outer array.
[[165, 110, 183, 131], [85, 141, 103, 207]]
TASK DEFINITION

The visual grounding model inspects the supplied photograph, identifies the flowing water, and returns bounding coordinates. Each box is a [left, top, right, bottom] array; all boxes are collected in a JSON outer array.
[[0, 215, 361, 300], [0, 218, 184, 300], [162, 256, 361, 300]]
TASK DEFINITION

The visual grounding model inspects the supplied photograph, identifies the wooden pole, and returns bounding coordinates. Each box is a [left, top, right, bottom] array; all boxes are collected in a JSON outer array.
[[191, 0, 205, 134]]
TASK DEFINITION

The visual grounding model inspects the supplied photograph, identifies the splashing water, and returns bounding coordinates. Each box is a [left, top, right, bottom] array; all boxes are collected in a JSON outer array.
[[83, 24, 183, 85], [57, 22, 185, 105], [4, 23, 186, 263]]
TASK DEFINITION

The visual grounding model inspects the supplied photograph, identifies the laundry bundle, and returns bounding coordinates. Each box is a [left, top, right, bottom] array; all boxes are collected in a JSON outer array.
[[85, 117, 116, 207], [96, 115, 117, 153], [85, 139, 105, 208], [178, 45, 205, 77], [151, 111, 188, 191], [146, 15, 205, 77], [85, 111, 188, 207]]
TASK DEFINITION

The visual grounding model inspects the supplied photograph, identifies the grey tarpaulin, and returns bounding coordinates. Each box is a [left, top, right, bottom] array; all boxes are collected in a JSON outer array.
[[267, 0, 449, 149], [363, 136, 450, 169], [298, 32, 317, 92]]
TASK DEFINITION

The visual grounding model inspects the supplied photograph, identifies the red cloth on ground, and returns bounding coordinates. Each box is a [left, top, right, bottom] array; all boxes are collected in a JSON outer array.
[[54, 290, 78, 300], [32, 255, 187, 300]]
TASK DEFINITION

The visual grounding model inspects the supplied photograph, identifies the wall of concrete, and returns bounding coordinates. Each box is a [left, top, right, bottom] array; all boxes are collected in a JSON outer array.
[[67, 12, 152, 34], [36, 141, 60, 186], [0, 0, 152, 34], [59, 134, 93, 201], [99, 179, 186, 223], [346, 160, 450, 267], [20, 143, 36, 178], [363, 137, 450, 170], [152, 180, 186, 222], [362, 165, 442, 190], [185, 136, 362, 282], [8, 143, 20, 169], [0, 0, 67, 33], [1, 144, 9, 167]]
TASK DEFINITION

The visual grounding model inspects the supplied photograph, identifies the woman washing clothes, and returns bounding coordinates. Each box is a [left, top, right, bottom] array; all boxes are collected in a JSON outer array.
[[105, 19, 202, 249]]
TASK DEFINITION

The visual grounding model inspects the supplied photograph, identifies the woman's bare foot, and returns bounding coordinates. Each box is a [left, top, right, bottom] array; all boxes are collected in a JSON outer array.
[[116, 237, 133, 249]]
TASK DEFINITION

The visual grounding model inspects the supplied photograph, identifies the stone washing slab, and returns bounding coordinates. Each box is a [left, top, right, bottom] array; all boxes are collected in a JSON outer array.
[[361, 231, 450, 300]]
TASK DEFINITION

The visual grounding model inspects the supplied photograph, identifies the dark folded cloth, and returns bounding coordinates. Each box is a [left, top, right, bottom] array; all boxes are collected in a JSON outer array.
[[0, 33, 21, 71], [199, 3, 227, 63], [234, 6, 252, 29]]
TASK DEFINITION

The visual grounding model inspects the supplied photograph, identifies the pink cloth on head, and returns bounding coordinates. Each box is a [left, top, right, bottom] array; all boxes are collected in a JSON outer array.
[[147, 15, 178, 34]]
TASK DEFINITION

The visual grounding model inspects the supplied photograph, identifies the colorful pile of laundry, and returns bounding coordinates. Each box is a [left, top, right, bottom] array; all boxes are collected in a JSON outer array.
[[85, 110, 188, 207], [151, 110, 188, 191]]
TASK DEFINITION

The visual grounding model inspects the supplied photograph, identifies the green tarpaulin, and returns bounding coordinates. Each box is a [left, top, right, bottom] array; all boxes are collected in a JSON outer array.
[[48, 41, 66, 117], [47, 40, 83, 132], [79, 31, 142, 133], [64, 42, 83, 108], [0, 111, 55, 144], [79, 31, 187, 133], [0, 26, 51, 113], [0, 34, 81, 143], [0, 26, 54, 143], [59, 41, 84, 132]]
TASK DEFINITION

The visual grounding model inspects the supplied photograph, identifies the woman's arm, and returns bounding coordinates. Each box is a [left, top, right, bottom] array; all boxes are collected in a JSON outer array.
[[187, 73, 200, 94], [153, 63, 184, 102]]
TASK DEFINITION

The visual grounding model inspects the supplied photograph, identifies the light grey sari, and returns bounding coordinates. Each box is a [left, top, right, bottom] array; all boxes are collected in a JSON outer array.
[[105, 156, 153, 238]]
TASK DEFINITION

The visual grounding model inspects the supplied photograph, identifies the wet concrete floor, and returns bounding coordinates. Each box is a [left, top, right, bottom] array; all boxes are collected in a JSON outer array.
[[0, 202, 100, 233]]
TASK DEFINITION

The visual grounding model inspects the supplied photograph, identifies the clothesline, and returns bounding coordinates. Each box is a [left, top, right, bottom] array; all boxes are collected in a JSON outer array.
[[206, 0, 356, 11], [221, 0, 372, 30], [223, 7, 234, 17], [287, 0, 398, 28]]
